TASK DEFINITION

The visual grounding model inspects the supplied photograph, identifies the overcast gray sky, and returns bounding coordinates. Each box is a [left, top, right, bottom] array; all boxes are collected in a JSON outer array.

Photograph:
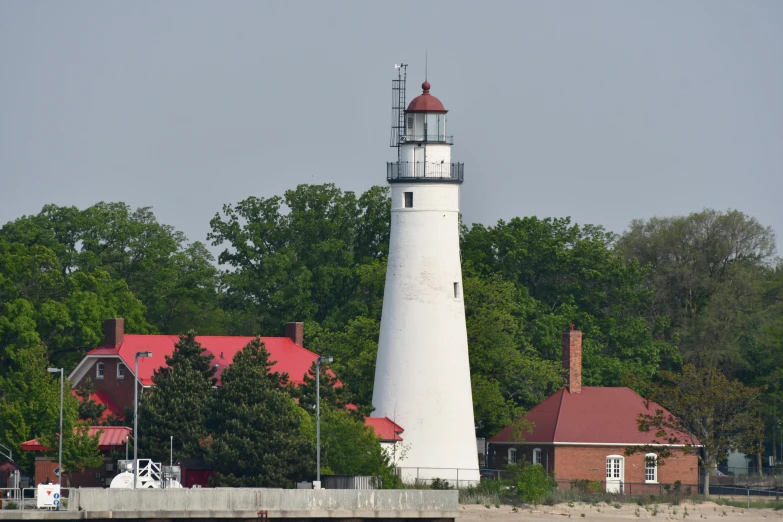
[[1, 1, 781, 256]]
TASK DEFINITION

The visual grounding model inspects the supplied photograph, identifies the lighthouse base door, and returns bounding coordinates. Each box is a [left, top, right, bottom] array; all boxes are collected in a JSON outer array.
[[606, 456, 624, 493]]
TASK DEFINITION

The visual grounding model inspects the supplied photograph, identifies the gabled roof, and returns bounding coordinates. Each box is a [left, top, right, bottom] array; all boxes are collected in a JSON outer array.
[[71, 389, 124, 420], [489, 387, 697, 446], [20, 426, 131, 452], [365, 417, 404, 442], [70, 335, 322, 386]]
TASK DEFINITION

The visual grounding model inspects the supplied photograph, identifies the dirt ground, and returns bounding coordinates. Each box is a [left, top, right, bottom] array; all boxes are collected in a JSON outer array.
[[459, 501, 783, 522]]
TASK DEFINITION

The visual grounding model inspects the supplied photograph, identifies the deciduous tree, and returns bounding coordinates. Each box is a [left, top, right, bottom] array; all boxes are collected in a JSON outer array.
[[626, 364, 764, 496]]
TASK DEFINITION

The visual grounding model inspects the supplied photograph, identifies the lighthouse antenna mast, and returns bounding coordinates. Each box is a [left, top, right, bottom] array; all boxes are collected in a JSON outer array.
[[390, 63, 408, 161]]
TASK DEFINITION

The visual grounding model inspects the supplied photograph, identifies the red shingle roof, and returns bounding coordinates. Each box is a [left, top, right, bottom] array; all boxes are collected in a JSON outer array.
[[87, 335, 322, 386], [489, 387, 697, 446], [365, 417, 404, 442], [20, 426, 131, 452]]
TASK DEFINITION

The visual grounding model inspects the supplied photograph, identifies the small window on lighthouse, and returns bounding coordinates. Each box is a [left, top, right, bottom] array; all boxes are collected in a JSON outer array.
[[404, 192, 413, 208], [454, 282, 460, 298]]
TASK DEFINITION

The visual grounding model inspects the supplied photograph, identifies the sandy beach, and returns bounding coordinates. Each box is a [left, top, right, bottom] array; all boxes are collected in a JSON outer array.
[[460, 502, 783, 522]]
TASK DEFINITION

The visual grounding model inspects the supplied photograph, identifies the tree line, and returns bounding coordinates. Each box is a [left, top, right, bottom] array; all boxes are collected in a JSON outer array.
[[1, 184, 781, 480]]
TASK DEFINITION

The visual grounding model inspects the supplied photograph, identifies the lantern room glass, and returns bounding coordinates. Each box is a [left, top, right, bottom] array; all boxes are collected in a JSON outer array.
[[406, 113, 447, 142]]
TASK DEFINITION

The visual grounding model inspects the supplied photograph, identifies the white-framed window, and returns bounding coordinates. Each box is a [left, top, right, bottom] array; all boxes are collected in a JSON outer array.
[[606, 455, 622, 479], [117, 362, 126, 379], [533, 448, 542, 465], [645, 453, 658, 483], [508, 448, 517, 464], [96, 362, 105, 379]]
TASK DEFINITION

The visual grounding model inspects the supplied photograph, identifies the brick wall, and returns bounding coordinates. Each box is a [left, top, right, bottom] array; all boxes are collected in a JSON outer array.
[[34, 455, 119, 487], [487, 444, 555, 472], [554, 445, 699, 485], [562, 329, 582, 393], [34, 458, 58, 486], [76, 356, 141, 414]]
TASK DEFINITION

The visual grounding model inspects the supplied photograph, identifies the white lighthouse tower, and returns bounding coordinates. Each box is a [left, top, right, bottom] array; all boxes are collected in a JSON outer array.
[[372, 66, 479, 486]]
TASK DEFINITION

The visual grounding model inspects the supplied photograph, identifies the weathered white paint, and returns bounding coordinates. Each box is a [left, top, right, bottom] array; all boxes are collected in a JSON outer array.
[[373, 104, 479, 484]]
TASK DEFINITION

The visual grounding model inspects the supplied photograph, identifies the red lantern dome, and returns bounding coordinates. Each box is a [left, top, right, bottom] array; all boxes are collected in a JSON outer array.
[[406, 81, 448, 114]]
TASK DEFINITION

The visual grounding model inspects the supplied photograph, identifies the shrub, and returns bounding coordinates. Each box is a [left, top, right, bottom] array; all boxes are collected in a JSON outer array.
[[571, 479, 603, 495], [516, 464, 556, 505], [459, 479, 502, 505], [430, 477, 453, 490]]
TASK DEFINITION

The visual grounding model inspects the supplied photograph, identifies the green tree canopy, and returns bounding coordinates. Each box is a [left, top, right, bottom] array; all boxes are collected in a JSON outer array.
[[626, 364, 764, 496], [208, 184, 390, 334], [616, 209, 777, 371], [0, 344, 80, 472]]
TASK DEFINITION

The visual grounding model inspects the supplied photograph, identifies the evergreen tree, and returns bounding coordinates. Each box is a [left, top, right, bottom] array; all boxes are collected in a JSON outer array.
[[293, 361, 362, 416], [75, 378, 107, 423], [137, 332, 216, 463], [205, 338, 313, 487]]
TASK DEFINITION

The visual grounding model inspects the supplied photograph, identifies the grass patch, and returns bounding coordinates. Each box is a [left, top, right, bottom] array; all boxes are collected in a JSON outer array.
[[714, 500, 783, 510]]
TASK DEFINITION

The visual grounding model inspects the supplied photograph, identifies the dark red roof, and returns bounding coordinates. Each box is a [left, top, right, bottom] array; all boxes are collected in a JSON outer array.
[[489, 387, 697, 446], [365, 417, 404, 442], [86, 335, 321, 386], [72, 389, 124, 420], [21, 426, 131, 452], [406, 81, 447, 114]]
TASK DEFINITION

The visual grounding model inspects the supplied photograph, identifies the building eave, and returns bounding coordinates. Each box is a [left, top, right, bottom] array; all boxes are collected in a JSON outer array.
[[68, 353, 145, 389]]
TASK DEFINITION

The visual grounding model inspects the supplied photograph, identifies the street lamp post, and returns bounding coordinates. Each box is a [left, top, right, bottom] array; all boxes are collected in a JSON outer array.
[[46, 368, 64, 497], [315, 356, 333, 485], [133, 351, 152, 489]]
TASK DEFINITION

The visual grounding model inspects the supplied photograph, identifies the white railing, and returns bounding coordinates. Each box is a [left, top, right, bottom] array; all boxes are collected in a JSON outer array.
[[14, 487, 72, 511]]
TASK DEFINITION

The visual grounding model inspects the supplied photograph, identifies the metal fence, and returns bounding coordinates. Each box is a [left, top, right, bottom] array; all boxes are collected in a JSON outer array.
[[0, 487, 72, 511], [709, 484, 783, 502], [723, 466, 783, 477], [555, 479, 701, 496], [394, 467, 481, 489], [478, 468, 782, 500], [321, 475, 381, 490]]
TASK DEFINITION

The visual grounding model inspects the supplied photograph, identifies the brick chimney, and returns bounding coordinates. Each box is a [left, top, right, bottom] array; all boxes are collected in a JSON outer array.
[[285, 322, 304, 346], [562, 325, 582, 394], [104, 318, 125, 348]]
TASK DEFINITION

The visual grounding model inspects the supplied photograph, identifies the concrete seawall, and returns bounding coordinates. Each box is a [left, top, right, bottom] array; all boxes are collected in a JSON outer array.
[[0, 488, 459, 520]]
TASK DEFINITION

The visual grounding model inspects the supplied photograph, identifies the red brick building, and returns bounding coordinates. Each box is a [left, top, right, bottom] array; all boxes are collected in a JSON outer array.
[[21, 426, 131, 487], [68, 319, 320, 413], [488, 328, 699, 493], [64, 318, 402, 486]]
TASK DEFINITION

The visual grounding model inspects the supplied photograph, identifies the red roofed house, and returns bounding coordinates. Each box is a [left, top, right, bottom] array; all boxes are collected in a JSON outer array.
[[365, 417, 405, 465], [66, 319, 405, 485], [488, 328, 699, 493], [21, 426, 131, 487], [68, 319, 321, 416]]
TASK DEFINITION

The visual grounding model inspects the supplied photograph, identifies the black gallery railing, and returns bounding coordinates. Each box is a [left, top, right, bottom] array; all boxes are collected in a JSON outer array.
[[387, 161, 464, 182]]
